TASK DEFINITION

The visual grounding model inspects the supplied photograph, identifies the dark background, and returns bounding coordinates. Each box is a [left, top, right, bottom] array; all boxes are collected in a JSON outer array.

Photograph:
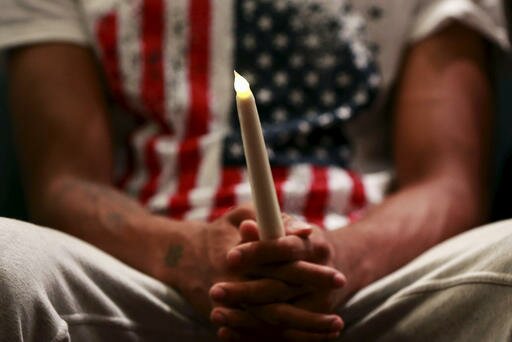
[[0, 55, 27, 220]]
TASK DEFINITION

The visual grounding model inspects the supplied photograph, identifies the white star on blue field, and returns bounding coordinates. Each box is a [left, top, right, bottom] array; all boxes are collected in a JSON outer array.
[[223, 0, 381, 167]]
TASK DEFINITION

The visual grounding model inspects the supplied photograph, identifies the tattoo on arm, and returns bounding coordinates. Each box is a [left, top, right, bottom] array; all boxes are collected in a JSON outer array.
[[165, 244, 184, 267]]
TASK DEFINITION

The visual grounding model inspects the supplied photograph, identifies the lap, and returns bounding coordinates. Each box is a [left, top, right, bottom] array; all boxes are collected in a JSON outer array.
[[340, 219, 512, 341], [0, 218, 215, 341], [3, 217, 511, 341]]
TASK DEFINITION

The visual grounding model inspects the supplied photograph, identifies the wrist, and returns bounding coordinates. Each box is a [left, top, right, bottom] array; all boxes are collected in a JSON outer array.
[[132, 215, 191, 280], [142, 218, 210, 290], [326, 225, 374, 297]]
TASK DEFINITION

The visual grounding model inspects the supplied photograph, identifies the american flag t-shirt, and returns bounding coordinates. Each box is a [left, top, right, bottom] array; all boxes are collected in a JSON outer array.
[[90, 0, 382, 229], [225, 0, 379, 168]]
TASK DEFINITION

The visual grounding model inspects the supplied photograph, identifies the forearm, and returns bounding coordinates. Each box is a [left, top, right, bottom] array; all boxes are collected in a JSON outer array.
[[330, 24, 492, 297], [328, 173, 486, 296], [29, 174, 166, 274], [7, 44, 183, 280], [30, 174, 252, 315]]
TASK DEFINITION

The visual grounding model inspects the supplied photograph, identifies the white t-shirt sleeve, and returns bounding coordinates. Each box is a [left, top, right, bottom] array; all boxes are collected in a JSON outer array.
[[409, 0, 510, 49], [0, 0, 89, 50]]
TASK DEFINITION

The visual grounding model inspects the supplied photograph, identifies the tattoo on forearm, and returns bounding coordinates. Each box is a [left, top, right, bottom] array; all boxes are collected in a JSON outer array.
[[165, 245, 184, 268]]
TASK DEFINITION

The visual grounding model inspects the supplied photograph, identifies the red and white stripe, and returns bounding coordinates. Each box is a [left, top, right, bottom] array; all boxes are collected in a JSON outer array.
[[166, 0, 213, 219], [281, 164, 314, 220], [147, 0, 191, 212], [324, 166, 353, 229], [185, 0, 236, 221]]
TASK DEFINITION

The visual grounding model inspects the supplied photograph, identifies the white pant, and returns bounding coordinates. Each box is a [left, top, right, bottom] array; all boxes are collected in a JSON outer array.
[[1, 217, 511, 341]]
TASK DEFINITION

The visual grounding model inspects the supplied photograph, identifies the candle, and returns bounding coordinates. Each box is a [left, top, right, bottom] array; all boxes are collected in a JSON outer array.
[[234, 71, 285, 240]]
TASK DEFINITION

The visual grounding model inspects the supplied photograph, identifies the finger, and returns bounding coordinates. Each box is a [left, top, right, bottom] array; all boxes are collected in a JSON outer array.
[[211, 307, 264, 329], [227, 235, 315, 268], [282, 215, 314, 238], [248, 261, 346, 289], [212, 305, 343, 337], [210, 279, 307, 305], [239, 220, 260, 243], [249, 303, 344, 333]]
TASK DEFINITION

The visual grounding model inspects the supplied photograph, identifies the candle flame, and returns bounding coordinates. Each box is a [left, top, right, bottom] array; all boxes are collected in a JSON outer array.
[[234, 71, 251, 98]]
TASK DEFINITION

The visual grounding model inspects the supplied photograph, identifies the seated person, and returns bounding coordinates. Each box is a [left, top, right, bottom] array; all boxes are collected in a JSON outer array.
[[0, 0, 510, 340]]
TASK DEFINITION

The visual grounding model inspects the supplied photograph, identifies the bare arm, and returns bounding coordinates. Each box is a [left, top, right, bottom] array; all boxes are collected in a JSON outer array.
[[8, 44, 158, 271], [8, 44, 344, 332], [329, 23, 491, 295]]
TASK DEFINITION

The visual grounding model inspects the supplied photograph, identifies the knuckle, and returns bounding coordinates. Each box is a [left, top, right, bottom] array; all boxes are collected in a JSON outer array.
[[279, 236, 302, 258], [312, 241, 332, 262]]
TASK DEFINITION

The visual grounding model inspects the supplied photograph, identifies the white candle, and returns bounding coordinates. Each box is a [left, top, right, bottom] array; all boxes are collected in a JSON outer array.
[[234, 71, 285, 240]]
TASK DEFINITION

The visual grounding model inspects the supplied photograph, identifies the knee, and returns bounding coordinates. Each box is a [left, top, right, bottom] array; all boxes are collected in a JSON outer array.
[[0, 218, 63, 304], [467, 222, 512, 275], [0, 219, 44, 288], [0, 218, 70, 340]]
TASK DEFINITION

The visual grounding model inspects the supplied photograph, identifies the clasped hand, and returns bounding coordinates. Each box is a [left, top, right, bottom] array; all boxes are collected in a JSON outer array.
[[209, 215, 347, 341]]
